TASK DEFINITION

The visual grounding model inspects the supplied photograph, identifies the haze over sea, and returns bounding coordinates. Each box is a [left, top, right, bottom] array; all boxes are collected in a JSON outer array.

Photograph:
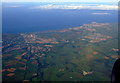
[[2, 2, 118, 33]]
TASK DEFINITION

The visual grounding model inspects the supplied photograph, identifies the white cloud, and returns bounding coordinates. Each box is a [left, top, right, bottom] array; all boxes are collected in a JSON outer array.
[[92, 13, 110, 15], [6, 6, 22, 7], [31, 4, 118, 10]]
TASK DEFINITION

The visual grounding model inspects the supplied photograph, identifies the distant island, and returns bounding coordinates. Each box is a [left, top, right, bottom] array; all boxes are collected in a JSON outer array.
[[2, 22, 118, 81]]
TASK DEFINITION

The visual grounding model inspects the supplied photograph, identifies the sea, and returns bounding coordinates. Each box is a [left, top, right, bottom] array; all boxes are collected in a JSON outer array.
[[2, 2, 118, 33]]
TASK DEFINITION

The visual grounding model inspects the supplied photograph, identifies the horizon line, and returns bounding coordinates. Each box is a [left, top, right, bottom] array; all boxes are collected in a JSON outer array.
[[2, 1, 119, 3]]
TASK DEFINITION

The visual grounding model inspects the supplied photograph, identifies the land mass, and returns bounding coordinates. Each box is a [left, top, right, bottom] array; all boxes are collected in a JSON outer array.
[[2, 22, 118, 81]]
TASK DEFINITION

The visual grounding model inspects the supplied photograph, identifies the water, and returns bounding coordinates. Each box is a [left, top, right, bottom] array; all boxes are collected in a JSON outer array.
[[2, 2, 118, 33]]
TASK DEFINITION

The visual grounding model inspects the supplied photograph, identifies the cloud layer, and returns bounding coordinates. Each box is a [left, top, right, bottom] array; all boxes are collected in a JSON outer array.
[[31, 4, 118, 10], [7, 6, 22, 7], [92, 13, 110, 15]]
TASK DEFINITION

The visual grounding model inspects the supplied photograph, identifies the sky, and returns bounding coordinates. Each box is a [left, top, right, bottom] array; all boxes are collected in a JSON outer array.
[[2, 0, 119, 10], [2, 0, 120, 2]]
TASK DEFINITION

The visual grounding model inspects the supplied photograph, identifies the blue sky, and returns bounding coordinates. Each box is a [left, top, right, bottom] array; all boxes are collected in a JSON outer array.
[[2, 0, 120, 2]]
